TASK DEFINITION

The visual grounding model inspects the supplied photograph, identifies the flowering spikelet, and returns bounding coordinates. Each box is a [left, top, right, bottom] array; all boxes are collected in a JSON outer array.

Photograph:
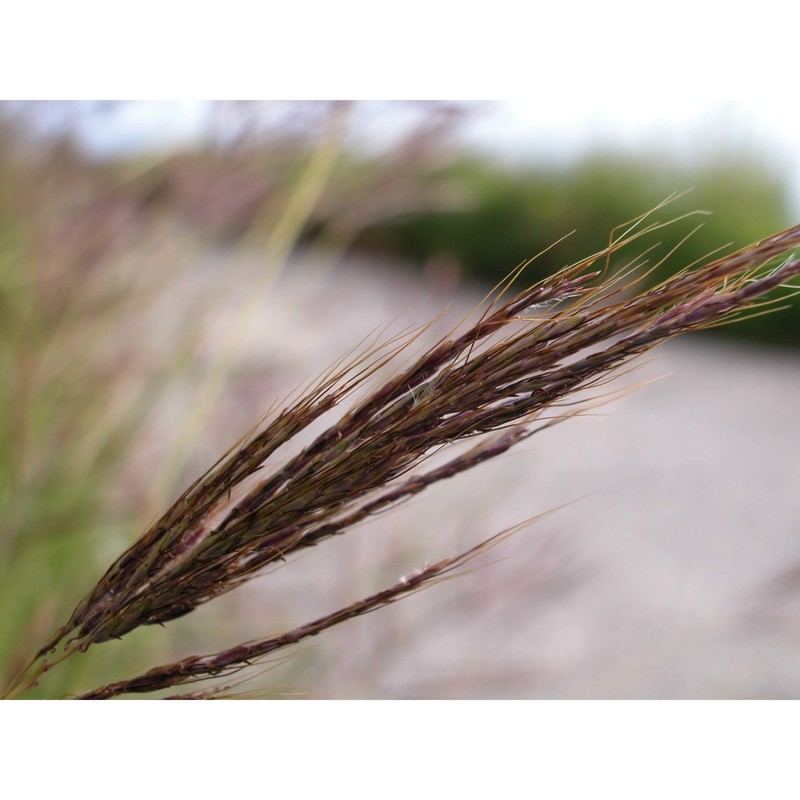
[[5, 209, 800, 699]]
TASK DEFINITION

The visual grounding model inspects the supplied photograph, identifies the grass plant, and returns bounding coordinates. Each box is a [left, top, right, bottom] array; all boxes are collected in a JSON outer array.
[[3, 201, 800, 699]]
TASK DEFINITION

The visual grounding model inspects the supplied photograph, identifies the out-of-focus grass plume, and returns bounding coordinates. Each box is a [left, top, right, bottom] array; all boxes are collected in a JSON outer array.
[[0, 101, 472, 696]]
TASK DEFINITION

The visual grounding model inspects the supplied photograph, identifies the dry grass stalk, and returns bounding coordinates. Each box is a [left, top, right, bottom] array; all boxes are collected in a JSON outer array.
[[4, 206, 800, 699]]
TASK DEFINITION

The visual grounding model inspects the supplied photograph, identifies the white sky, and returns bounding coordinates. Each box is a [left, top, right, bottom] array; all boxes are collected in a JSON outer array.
[[63, 97, 800, 216]]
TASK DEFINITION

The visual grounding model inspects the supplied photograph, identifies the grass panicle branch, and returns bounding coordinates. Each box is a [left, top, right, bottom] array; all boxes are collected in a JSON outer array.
[[5, 208, 800, 699], [75, 517, 534, 699]]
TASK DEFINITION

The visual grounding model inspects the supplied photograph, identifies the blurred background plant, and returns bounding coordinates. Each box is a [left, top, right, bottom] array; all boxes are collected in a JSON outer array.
[[361, 152, 794, 342], [2, 100, 798, 698]]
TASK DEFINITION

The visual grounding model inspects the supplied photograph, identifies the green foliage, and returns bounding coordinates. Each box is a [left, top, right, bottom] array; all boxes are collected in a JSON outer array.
[[364, 151, 796, 344]]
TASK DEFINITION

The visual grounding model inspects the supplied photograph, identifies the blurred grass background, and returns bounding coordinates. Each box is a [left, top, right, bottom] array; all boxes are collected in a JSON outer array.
[[1, 100, 796, 697]]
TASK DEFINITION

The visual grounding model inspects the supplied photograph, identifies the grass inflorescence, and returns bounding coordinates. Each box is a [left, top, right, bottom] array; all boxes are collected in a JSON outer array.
[[4, 205, 800, 699]]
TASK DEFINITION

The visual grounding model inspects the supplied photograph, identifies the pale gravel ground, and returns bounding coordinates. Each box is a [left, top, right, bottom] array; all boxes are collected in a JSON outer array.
[[129, 241, 800, 698]]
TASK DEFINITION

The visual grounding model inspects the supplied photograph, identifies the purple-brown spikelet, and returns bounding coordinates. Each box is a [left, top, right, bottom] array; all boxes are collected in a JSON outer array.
[[5, 210, 800, 699]]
